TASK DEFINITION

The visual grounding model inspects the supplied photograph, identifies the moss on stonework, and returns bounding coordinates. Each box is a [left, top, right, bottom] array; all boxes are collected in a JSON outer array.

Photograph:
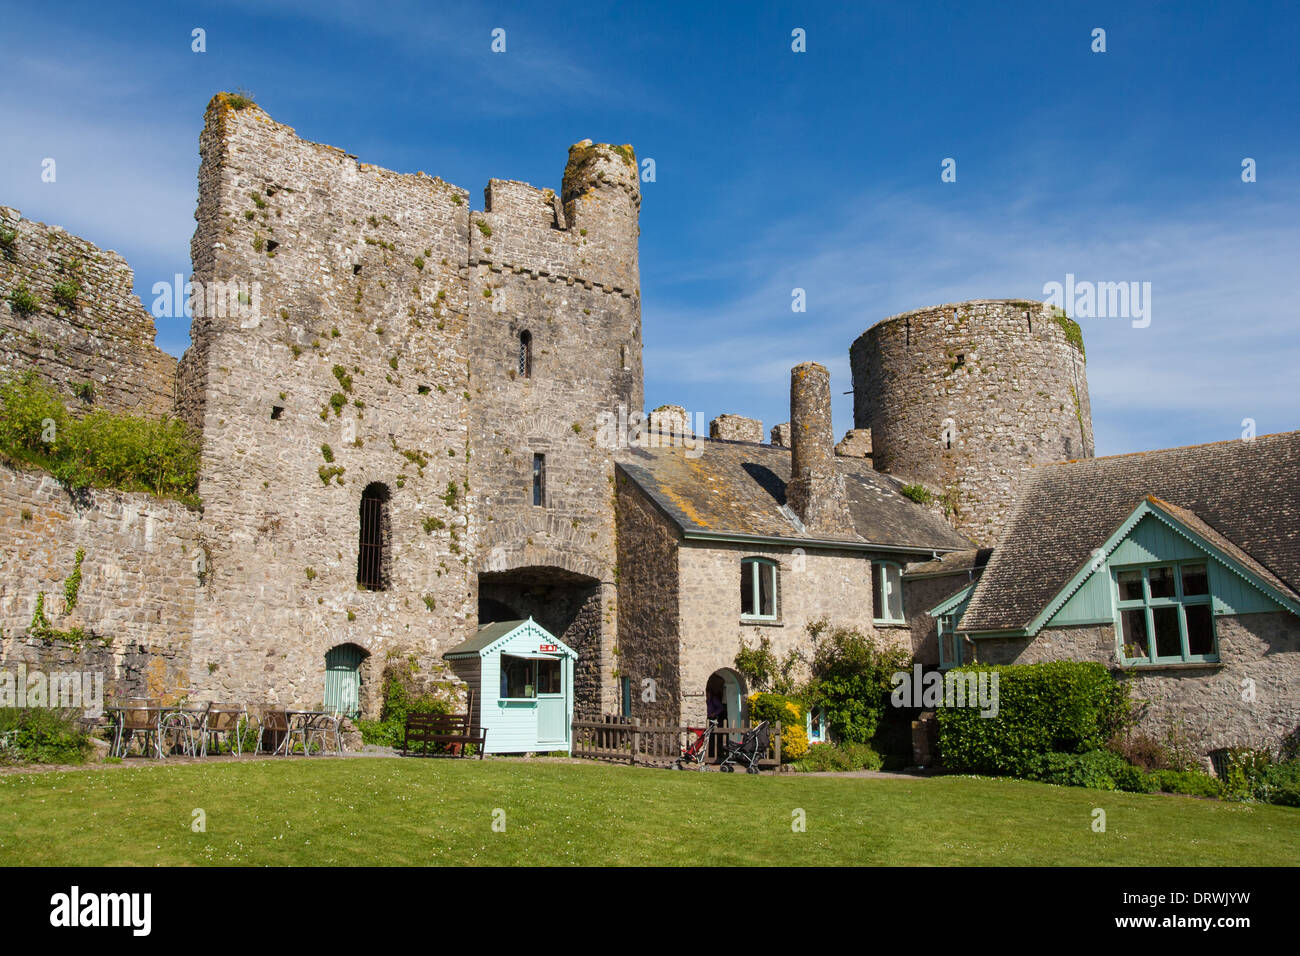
[[1051, 307, 1086, 359]]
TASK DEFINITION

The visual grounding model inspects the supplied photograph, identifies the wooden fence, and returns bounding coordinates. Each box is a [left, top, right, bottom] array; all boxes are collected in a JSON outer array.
[[572, 715, 782, 770]]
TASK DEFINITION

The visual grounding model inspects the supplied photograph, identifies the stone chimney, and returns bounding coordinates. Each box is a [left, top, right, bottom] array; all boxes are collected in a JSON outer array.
[[786, 363, 855, 535]]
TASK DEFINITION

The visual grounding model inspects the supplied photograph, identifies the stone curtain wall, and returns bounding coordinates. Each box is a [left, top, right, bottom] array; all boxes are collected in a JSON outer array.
[[0, 207, 176, 417], [181, 96, 475, 708], [973, 616, 1300, 755], [0, 462, 200, 700], [850, 300, 1093, 547]]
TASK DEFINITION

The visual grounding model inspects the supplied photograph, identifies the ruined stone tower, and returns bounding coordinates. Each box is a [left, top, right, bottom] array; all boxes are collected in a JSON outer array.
[[178, 94, 640, 714], [850, 299, 1092, 546]]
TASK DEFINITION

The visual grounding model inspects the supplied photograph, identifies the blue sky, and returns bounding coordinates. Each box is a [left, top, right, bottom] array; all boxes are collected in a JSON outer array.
[[2, 0, 1297, 455]]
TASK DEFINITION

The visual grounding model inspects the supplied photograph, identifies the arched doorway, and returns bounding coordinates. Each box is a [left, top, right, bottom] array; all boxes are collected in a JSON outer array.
[[324, 643, 368, 717], [706, 668, 746, 757]]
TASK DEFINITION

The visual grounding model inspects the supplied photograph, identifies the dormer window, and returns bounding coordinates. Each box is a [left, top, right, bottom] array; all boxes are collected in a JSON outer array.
[[1116, 561, 1217, 664]]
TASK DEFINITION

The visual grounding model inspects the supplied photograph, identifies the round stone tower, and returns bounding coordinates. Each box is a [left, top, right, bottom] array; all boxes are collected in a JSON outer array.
[[561, 140, 641, 294], [850, 299, 1093, 546]]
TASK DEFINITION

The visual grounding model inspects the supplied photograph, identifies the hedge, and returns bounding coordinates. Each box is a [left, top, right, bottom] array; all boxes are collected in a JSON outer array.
[[935, 661, 1131, 775]]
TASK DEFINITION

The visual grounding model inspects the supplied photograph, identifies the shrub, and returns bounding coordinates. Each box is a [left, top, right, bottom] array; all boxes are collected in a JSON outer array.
[[1216, 747, 1273, 799], [1254, 760, 1300, 807], [936, 661, 1132, 776], [791, 741, 883, 773], [357, 665, 452, 749], [51, 279, 81, 310], [1108, 730, 1173, 771], [1027, 750, 1155, 793], [0, 373, 200, 503], [7, 282, 39, 316], [1150, 768, 1224, 799], [900, 483, 933, 505], [0, 372, 67, 457], [0, 708, 92, 764], [734, 635, 800, 695], [804, 619, 910, 744], [747, 692, 806, 761]]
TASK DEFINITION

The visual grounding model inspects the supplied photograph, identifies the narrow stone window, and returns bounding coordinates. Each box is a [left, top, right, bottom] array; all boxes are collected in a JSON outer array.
[[271, 406, 284, 420], [532, 453, 545, 506], [905, 318, 911, 347], [519, 330, 532, 379], [872, 561, 904, 622], [265, 239, 280, 254], [353, 264, 362, 275], [1025, 311, 1032, 332], [620, 344, 628, 369], [357, 482, 391, 591], [740, 557, 778, 619]]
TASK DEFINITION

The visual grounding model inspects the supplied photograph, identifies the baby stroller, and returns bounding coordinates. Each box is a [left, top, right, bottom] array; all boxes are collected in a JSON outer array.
[[675, 719, 717, 769], [718, 721, 770, 774]]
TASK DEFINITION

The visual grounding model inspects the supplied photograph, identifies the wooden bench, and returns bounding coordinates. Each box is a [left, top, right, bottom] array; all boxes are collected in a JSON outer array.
[[402, 712, 487, 758]]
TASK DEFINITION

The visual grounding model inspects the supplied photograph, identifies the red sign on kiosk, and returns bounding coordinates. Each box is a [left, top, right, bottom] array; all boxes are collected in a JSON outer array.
[[539, 644, 558, 652]]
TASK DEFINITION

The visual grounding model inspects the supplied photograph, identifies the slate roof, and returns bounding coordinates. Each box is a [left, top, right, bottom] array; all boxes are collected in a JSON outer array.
[[959, 431, 1300, 632], [616, 439, 972, 552], [904, 547, 994, 579]]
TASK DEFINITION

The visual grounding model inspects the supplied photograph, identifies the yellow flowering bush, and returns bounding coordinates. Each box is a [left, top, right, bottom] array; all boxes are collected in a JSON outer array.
[[747, 693, 808, 762]]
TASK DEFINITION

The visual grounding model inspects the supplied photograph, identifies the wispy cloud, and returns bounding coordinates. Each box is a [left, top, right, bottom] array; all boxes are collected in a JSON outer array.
[[644, 183, 1300, 455]]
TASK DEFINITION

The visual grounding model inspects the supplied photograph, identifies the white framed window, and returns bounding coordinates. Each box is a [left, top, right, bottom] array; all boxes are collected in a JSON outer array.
[[740, 557, 778, 620], [873, 561, 904, 622]]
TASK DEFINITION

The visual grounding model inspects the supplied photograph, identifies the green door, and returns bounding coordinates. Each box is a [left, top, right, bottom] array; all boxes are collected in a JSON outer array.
[[324, 645, 363, 717], [535, 656, 567, 747]]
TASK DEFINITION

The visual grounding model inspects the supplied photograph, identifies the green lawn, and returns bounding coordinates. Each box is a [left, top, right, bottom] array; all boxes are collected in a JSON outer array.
[[0, 757, 1295, 866]]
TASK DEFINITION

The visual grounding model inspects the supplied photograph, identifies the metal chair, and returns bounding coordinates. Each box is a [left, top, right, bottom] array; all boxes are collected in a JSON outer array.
[[304, 712, 344, 755], [256, 706, 292, 756], [114, 698, 162, 758], [160, 705, 203, 757], [200, 703, 247, 756]]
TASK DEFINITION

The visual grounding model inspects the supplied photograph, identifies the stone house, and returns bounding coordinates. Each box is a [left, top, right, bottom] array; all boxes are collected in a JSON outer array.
[[919, 432, 1300, 755], [614, 363, 969, 729]]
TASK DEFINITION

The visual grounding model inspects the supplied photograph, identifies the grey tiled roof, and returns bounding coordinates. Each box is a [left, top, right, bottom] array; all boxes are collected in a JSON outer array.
[[904, 548, 993, 578], [616, 439, 972, 552], [960, 431, 1300, 632]]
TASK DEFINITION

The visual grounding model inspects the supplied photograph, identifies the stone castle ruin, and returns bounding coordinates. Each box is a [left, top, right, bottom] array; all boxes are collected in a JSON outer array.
[[0, 93, 1093, 717]]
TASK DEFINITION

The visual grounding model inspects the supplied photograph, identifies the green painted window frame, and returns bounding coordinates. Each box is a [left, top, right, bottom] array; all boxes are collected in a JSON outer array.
[[740, 557, 779, 620], [1113, 560, 1218, 665], [872, 561, 905, 623], [936, 613, 963, 670], [620, 676, 632, 716]]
